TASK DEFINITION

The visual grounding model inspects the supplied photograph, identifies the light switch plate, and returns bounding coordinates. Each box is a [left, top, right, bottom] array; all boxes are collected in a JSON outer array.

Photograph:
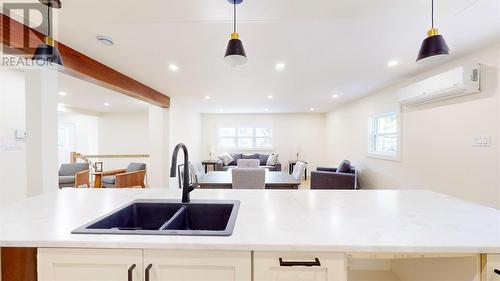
[[0, 141, 24, 150], [472, 135, 491, 147]]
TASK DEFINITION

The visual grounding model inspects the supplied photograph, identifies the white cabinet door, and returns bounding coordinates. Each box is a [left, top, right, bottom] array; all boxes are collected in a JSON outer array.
[[254, 251, 346, 281], [38, 248, 143, 281], [143, 250, 251, 281], [484, 255, 500, 281]]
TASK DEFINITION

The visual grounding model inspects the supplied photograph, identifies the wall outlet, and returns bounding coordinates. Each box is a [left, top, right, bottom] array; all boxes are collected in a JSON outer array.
[[472, 135, 491, 147]]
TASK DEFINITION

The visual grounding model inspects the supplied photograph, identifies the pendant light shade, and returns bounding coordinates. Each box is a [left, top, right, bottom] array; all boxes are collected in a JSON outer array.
[[33, 0, 64, 67], [224, 0, 247, 66], [416, 0, 450, 61], [417, 29, 449, 61], [224, 33, 247, 66], [33, 37, 64, 66]]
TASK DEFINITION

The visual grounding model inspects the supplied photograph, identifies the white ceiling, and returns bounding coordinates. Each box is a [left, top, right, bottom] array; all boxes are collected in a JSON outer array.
[[57, 73, 149, 113], [4, 0, 500, 113]]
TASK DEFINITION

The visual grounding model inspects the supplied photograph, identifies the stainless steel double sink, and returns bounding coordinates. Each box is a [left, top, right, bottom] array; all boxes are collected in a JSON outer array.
[[72, 199, 240, 236]]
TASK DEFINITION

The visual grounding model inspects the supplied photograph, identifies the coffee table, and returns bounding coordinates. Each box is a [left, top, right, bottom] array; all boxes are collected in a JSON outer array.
[[90, 172, 103, 188], [198, 171, 300, 189]]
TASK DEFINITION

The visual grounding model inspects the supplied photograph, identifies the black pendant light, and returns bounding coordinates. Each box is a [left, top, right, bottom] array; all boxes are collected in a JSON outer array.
[[224, 0, 247, 66], [417, 0, 450, 61], [32, 0, 64, 67]]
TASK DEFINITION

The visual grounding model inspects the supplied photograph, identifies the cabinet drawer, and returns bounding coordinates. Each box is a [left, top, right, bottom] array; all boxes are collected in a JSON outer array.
[[38, 248, 143, 281], [484, 254, 500, 281], [143, 249, 251, 281], [254, 251, 346, 281]]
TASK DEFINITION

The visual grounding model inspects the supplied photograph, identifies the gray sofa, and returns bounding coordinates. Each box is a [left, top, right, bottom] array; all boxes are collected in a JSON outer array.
[[216, 153, 281, 171], [310, 163, 358, 190]]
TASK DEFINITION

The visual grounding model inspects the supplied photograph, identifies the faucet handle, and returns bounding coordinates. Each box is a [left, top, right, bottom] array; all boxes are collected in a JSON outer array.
[[189, 175, 200, 191]]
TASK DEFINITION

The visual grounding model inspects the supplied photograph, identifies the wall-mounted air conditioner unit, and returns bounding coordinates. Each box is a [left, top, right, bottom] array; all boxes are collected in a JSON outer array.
[[398, 64, 481, 107]]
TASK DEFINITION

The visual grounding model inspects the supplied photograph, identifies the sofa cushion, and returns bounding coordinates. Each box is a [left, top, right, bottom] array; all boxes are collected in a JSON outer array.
[[102, 176, 116, 184], [59, 176, 75, 184], [126, 162, 146, 172], [259, 154, 270, 165], [266, 154, 279, 166], [337, 160, 352, 173], [229, 153, 242, 165], [222, 166, 233, 171], [218, 153, 234, 166], [242, 153, 259, 159]]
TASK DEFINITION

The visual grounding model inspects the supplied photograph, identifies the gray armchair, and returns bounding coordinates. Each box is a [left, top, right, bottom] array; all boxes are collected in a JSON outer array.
[[310, 166, 358, 190], [59, 163, 90, 188], [101, 162, 146, 188]]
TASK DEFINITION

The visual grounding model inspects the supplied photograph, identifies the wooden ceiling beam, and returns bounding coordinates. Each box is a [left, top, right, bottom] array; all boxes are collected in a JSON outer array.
[[0, 13, 170, 108]]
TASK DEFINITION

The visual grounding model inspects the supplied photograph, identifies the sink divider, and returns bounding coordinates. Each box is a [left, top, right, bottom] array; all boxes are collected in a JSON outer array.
[[158, 205, 187, 231]]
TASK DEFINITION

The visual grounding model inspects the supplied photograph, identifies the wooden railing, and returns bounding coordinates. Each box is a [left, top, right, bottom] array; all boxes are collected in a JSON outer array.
[[70, 152, 150, 163]]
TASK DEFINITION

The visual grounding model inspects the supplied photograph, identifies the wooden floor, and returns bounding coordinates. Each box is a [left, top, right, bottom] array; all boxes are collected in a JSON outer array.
[[299, 178, 311, 189]]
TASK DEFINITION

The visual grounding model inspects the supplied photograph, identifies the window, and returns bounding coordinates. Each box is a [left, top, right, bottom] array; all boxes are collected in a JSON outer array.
[[218, 127, 272, 150], [368, 112, 400, 160]]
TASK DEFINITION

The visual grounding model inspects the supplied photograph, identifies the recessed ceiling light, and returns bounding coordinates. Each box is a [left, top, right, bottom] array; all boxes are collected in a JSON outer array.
[[204, 96, 211, 100], [387, 60, 399, 67], [169, 64, 179, 72], [332, 94, 340, 99], [264, 108, 269, 112], [59, 91, 67, 96], [57, 103, 65, 106], [218, 108, 224, 113], [309, 107, 315, 112], [103, 102, 110, 106], [267, 95, 273, 99], [275, 63, 285, 71], [96, 35, 114, 46]]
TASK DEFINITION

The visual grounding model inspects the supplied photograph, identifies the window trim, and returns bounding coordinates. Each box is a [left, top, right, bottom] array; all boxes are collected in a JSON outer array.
[[367, 111, 402, 162], [217, 126, 274, 151]]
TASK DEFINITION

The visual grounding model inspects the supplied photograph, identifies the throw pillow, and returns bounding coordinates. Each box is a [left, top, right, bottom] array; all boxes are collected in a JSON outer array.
[[242, 153, 259, 159], [229, 153, 242, 166], [266, 154, 279, 166], [259, 154, 270, 165], [217, 153, 234, 166], [337, 160, 351, 173]]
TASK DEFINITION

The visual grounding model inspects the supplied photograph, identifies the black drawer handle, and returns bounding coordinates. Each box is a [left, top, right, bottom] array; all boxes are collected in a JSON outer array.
[[128, 264, 136, 281], [494, 269, 500, 275], [145, 264, 153, 281], [279, 257, 321, 267]]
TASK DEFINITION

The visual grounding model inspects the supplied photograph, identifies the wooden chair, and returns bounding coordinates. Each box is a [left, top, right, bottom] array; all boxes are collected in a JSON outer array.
[[59, 163, 90, 188], [101, 163, 146, 188]]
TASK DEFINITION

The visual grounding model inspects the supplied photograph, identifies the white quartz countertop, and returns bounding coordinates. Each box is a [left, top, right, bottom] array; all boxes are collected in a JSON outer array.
[[0, 188, 499, 253]]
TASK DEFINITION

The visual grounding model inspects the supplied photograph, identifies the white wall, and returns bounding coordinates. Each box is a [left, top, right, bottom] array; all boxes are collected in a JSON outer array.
[[0, 69, 27, 202], [201, 113, 326, 174], [169, 99, 202, 163], [98, 111, 149, 154], [97, 111, 149, 173], [57, 111, 99, 164], [167, 98, 202, 189], [324, 44, 500, 209]]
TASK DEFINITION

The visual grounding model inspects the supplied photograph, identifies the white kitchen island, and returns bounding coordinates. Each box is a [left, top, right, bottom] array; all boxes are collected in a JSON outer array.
[[0, 188, 499, 281]]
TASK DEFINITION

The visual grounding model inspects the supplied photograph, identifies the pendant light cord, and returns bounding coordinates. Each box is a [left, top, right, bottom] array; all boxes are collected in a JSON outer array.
[[431, 0, 434, 28], [47, 4, 51, 36], [233, 1, 236, 33]]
